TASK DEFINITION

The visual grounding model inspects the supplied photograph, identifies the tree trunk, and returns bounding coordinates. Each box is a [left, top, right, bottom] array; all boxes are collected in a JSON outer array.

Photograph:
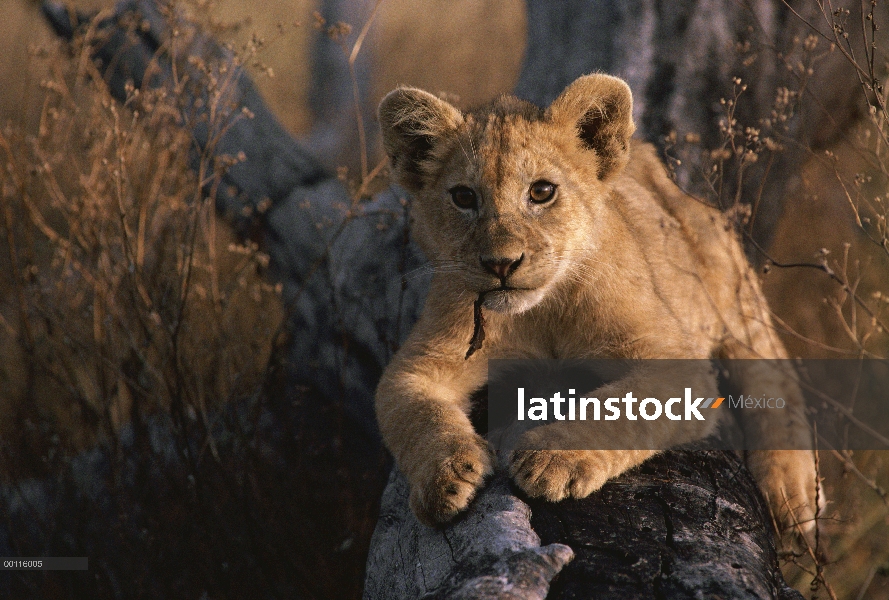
[[365, 446, 803, 600]]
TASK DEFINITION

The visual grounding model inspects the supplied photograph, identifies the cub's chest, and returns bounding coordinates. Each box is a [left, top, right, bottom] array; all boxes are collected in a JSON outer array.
[[491, 302, 620, 361]]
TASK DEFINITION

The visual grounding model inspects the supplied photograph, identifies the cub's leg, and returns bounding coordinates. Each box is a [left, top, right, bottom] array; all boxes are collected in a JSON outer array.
[[723, 266, 820, 533], [722, 342, 820, 534], [509, 361, 720, 501], [375, 312, 493, 526]]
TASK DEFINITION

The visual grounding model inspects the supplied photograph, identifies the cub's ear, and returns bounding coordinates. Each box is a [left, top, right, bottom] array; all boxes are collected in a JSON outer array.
[[378, 87, 464, 191], [546, 74, 635, 181]]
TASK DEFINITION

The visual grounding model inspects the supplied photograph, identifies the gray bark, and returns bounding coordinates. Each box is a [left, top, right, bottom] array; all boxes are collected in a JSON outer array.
[[304, 0, 380, 174], [25, 0, 869, 597], [365, 447, 804, 600], [364, 471, 573, 600]]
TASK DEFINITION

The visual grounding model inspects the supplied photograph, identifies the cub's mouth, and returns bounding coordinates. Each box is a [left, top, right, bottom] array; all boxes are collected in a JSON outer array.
[[489, 284, 528, 292], [479, 283, 527, 303], [479, 285, 545, 312], [464, 285, 547, 359]]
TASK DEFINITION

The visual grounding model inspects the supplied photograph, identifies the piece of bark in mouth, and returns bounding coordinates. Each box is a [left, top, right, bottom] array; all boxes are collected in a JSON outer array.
[[465, 292, 487, 359]]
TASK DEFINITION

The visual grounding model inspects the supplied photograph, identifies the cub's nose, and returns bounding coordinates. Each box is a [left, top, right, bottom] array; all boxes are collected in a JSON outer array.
[[480, 254, 524, 280]]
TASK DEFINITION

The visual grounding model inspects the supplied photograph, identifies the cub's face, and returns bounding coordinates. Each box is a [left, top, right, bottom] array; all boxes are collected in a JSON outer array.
[[379, 74, 636, 314], [409, 110, 598, 314]]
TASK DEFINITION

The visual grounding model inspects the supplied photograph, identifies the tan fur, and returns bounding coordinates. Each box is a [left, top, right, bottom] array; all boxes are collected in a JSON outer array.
[[375, 74, 818, 530]]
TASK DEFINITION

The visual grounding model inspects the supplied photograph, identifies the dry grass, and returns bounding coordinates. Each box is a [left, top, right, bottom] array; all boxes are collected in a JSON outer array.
[[0, 0, 286, 475], [724, 11, 889, 597], [763, 134, 889, 600], [634, 9, 889, 597], [0, 0, 524, 475], [762, 10, 889, 599]]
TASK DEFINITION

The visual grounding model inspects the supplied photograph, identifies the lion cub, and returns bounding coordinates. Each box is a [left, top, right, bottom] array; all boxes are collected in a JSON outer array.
[[375, 74, 818, 531]]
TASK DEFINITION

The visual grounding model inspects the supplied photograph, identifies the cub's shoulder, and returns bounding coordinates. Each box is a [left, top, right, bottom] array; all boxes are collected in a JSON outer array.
[[617, 140, 732, 242]]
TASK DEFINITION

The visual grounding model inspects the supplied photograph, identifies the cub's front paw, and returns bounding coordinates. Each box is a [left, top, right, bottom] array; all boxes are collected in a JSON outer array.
[[409, 433, 494, 526], [510, 449, 608, 502], [747, 450, 822, 534]]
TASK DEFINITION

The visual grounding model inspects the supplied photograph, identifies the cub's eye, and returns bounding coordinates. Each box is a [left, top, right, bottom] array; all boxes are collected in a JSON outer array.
[[449, 186, 478, 209], [529, 180, 557, 204]]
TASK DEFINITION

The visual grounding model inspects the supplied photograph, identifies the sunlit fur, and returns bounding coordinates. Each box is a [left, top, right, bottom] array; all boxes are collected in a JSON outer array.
[[375, 74, 819, 532]]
